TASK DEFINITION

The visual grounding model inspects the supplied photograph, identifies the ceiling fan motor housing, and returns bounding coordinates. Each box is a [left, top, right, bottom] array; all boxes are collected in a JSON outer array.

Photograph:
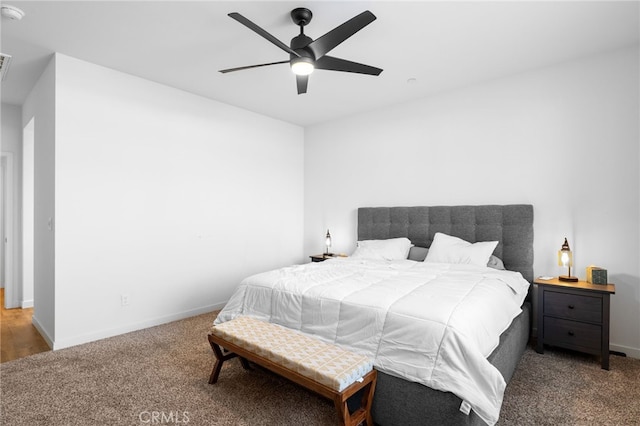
[[290, 34, 315, 60]]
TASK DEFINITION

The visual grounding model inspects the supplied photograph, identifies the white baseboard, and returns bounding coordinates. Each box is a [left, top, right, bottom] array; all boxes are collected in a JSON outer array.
[[610, 343, 640, 359], [21, 299, 34, 308], [51, 301, 227, 350], [31, 315, 54, 349]]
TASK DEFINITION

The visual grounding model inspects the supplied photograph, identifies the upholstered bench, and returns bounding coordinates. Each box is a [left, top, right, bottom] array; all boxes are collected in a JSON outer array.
[[207, 316, 377, 426]]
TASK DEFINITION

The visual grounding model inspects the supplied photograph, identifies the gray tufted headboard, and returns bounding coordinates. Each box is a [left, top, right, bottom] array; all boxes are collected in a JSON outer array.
[[358, 204, 534, 283]]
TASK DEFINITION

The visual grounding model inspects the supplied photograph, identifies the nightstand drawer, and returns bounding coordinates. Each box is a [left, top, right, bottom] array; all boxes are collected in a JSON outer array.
[[544, 291, 602, 323], [543, 317, 601, 352]]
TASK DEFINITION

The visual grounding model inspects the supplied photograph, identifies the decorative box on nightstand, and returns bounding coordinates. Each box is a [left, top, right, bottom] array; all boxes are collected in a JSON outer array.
[[535, 277, 616, 370]]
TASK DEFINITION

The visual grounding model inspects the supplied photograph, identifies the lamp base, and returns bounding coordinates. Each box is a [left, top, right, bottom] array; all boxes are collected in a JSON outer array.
[[559, 275, 579, 282]]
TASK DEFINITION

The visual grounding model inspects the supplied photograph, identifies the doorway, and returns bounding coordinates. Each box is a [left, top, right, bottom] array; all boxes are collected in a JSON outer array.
[[1, 152, 16, 308]]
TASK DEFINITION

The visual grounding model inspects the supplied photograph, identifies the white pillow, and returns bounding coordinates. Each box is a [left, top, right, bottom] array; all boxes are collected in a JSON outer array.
[[425, 233, 498, 267], [487, 255, 506, 270], [350, 238, 413, 260]]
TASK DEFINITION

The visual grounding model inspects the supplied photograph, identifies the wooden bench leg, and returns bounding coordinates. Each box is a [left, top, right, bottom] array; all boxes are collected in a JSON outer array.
[[360, 374, 376, 426], [208, 334, 239, 384], [239, 356, 252, 370], [333, 371, 377, 426], [333, 397, 350, 426], [208, 334, 253, 384]]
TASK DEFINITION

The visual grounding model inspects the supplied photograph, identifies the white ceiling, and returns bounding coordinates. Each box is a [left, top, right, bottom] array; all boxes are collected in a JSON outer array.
[[1, 1, 638, 126]]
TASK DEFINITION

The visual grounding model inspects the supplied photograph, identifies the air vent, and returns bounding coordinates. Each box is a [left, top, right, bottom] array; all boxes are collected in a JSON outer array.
[[0, 53, 12, 81]]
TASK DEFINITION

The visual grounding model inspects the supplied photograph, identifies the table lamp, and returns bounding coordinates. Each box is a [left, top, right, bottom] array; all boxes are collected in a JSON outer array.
[[325, 229, 332, 256], [558, 237, 578, 282]]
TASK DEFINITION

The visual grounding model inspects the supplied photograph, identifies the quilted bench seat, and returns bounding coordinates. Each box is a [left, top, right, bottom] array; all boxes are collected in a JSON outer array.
[[207, 316, 377, 426]]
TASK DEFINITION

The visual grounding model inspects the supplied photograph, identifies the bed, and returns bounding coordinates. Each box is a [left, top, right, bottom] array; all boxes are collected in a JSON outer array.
[[215, 204, 534, 426]]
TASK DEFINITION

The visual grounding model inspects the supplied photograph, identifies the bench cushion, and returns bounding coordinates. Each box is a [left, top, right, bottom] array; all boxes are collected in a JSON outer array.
[[210, 316, 373, 392]]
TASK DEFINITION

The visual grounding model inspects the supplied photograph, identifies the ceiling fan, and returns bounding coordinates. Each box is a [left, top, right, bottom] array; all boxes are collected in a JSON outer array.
[[219, 8, 383, 95]]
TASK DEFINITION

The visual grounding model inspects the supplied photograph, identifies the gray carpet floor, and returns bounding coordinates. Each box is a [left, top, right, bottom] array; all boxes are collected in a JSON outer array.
[[1, 311, 639, 425]]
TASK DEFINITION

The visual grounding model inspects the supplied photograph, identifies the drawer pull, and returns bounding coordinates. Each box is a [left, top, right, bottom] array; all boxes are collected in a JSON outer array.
[[568, 331, 575, 336], [568, 305, 575, 309]]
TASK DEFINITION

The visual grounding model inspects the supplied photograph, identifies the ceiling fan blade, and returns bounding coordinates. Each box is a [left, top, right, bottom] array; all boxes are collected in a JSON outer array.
[[315, 56, 382, 76], [307, 10, 376, 59], [296, 75, 308, 94], [228, 13, 300, 58], [219, 60, 290, 74]]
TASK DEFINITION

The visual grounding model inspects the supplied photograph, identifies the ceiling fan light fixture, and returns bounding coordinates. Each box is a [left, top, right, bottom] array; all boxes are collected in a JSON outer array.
[[291, 57, 314, 76]]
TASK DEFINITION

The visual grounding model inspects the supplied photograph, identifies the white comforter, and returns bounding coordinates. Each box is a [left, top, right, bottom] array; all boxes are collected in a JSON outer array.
[[214, 258, 530, 425]]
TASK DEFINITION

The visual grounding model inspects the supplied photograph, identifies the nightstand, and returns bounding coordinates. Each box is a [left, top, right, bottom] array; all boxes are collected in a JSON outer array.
[[309, 254, 333, 262], [309, 254, 346, 262], [535, 277, 616, 370]]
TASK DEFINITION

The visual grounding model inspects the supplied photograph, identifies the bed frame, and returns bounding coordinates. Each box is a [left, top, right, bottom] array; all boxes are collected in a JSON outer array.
[[357, 204, 534, 426]]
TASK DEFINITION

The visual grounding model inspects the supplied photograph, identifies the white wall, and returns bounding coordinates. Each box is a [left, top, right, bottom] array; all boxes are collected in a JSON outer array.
[[304, 46, 640, 358], [22, 56, 56, 346], [52, 54, 304, 349], [1, 103, 22, 305]]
